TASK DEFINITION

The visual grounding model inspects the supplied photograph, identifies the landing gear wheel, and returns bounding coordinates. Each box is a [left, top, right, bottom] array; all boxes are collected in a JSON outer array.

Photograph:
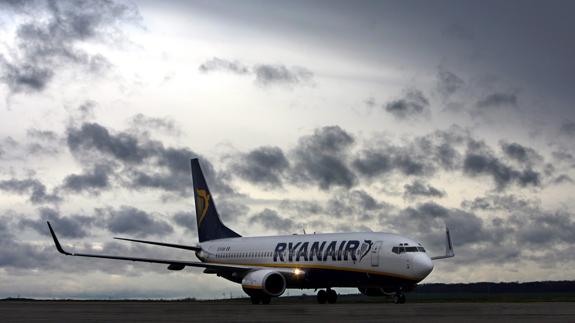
[[261, 296, 271, 305], [250, 296, 261, 304], [393, 293, 406, 304], [327, 289, 337, 304], [317, 290, 327, 304]]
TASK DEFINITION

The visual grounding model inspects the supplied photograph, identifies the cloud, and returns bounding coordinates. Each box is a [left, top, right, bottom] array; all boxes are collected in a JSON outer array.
[[216, 199, 250, 223], [0, 178, 61, 204], [461, 194, 539, 212], [403, 180, 446, 200], [559, 121, 575, 137], [67, 122, 148, 163], [395, 202, 489, 247], [19, 207, 94, 238], [198, 57, 250, 74], [463, 151, 541, 189], [129, 114, 181, 136], [253, 64, 313, 86], [250, 208, 296, 233], [104, 206, 173, 237], [500, 141, 542, 164], [198, 57, 314, 87], [290, 126, 356, 190], [61, 164, 113, 194], [0, 0, 140, 94], [326, 189, 390, 221], [231, 146, 289, 188], [352, 128, 466, 179], [436, 66, 464, 99], [476, 92, 517, 109], [384, 89, 429, 119], [66, 121, 231, 197], [172, 211, 197, 233]]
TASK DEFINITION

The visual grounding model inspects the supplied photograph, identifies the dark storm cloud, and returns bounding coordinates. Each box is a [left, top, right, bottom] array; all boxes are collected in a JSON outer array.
[[66, 121, 231, 196], [19, 207, 93, 238], [476, 92, 517, 109], [216, 199, 250, 223], [62, 164, 113, 193], [253, 64, 313, 86], [384, 89, 429, 119], [290, 126, 356, 190], [436, 66, 464, 99], [500, 141, 542, 164], [0, 178, 61, 204], [559, 121, 575, 137], [353, 128, 466, 180], [395, 202, 489, 246], [67, 122, 147, 163], [172, 211, 196, 232], [198, 57, 314, 87], [463, 151, 541, 189], [250, 208, 296, 233], [514, 210, 575, 246], [278, 199, 323, 216], [198, 57, 250, 74], [403, 180, 445, 200], [326, 189, 390, 221], [461, 194, 539, 212], [231, 146, 289, 188], [0, 0, 140, 94], [104, 206, 173, 237]]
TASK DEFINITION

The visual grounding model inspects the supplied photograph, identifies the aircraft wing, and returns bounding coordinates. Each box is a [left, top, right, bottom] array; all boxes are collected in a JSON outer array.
[[47, 222, 294, 274]]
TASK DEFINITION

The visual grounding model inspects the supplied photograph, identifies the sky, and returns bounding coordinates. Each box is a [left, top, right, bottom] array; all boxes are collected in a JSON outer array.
[[0, 0, 574, 299]]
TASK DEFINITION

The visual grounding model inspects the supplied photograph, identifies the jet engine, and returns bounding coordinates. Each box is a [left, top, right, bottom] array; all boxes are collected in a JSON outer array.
[[241, 269, 286, 297]]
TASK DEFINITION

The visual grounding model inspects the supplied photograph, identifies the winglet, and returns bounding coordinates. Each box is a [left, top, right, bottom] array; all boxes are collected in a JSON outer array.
[[47, 221, 72, 255], [431, 226, 455, 260]]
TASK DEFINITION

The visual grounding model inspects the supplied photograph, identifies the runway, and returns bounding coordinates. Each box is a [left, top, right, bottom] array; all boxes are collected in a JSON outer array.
[[1, 301, 574, 322]]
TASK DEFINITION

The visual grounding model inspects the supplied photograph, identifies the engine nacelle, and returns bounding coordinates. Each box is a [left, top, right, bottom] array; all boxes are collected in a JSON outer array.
[[242, 270, 286, 297]]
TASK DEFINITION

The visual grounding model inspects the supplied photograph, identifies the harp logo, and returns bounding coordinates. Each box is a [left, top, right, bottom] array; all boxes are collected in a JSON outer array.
[[196, 189, 210, 225]]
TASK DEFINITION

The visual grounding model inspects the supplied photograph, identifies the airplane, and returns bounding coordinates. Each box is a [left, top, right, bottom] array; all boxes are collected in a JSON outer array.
[[47, 158, 454, 304]]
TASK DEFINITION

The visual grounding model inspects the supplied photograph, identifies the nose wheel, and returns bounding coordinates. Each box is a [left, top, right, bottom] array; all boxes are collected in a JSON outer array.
[[317, 288, 337, 304]]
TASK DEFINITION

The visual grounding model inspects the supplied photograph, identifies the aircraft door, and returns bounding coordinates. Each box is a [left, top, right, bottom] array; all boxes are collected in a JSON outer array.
[[371, 241, 383, 267]]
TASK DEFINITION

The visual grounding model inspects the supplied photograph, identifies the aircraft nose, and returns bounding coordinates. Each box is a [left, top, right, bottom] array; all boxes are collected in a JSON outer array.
[[413, 254, 434, 279]]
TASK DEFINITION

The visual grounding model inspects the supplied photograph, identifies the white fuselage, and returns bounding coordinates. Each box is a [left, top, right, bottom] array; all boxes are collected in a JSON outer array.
[[198, 232, 434, 289]]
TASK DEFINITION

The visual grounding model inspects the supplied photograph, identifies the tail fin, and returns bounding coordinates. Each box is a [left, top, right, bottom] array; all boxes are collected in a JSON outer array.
[[191, 158, 241, 242]]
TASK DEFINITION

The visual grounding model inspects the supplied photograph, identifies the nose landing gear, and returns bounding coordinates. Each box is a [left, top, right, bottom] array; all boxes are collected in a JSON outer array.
[[317, 288, 338, 304]]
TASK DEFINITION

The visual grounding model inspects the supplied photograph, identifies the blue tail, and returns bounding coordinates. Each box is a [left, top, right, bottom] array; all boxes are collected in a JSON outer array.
[[191, 158, 241, 242]]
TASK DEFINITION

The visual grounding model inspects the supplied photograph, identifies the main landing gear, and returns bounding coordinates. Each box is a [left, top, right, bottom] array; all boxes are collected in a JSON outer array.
[[393, 292, 406, 304], [250, 295, 271, 305], [317, 288, 337, 304]]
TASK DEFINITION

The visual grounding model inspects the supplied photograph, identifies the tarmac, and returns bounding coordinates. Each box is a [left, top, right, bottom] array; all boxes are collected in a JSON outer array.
[[1, 301, 574, 322]]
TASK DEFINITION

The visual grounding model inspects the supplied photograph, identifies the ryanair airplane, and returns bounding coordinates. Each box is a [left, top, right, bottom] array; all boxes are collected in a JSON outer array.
[[48, 158, 454, 304]]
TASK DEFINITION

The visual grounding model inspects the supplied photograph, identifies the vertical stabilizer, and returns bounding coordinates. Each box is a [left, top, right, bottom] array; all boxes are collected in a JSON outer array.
[[191, 158, 241, 242]]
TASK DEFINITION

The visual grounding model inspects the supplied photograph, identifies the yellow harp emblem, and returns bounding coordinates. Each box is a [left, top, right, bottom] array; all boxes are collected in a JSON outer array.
[[196, 189, 210, 225]]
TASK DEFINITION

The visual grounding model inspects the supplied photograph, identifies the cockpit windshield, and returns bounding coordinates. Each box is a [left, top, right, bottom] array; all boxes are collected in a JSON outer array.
[[391, 243, 426, 254]]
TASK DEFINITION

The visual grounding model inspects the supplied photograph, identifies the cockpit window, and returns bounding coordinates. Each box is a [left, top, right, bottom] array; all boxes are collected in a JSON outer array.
[[392, 244, 426, 254]]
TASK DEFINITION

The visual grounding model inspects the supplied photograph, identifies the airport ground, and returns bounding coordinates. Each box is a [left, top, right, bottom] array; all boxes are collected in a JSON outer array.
[[1, 300, 574, 323]]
